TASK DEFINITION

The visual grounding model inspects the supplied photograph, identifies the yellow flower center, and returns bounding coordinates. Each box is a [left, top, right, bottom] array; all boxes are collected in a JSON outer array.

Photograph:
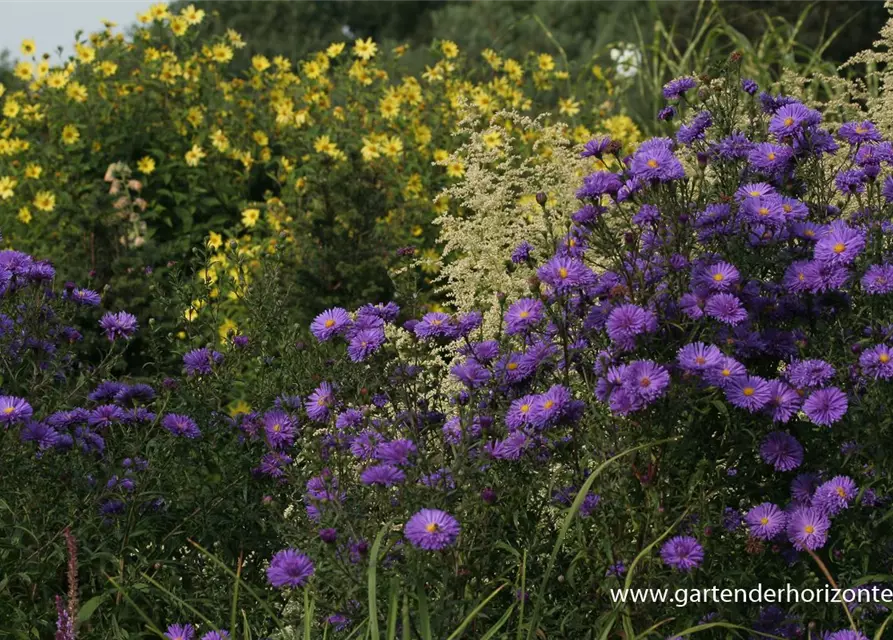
[[743, 387, 755, 397], [647, 159, 659, 168], [804, 525, 815, 534], [543, 400, 554, 409], [856, 126, 867, 134], [325, 319, 335, 328], [880, 354, 890, 364], [273, 424, 281, 432], [558, 267, 568, 279], [2, 407, 13, 414], [520, 404, 530, 413], [836, 487, 846, 497], [758, 207, 770, 216], [721, 368, 731, 377], [695, 356, 706, 365], [639, 377, 651, 387], [767, 152, 776, 160], [783, 204, 792, 213], [713, 273, 724, 281], [425, 523, 440, 533], [805, 230, 815, 237], [760, 517, 769, 525], [784, 117, 794, 126], [749, 190, 761, 196], [507, 362, 518, 371], [519, 311, 529, 318], [833, 242, 846, 254]]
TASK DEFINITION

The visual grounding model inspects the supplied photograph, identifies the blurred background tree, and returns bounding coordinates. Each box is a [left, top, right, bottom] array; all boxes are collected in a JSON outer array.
[[173, 0, 886, 70]]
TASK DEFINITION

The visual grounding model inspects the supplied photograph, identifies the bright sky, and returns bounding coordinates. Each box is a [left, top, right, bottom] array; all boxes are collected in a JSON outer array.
[[0, 1, 154, 60]]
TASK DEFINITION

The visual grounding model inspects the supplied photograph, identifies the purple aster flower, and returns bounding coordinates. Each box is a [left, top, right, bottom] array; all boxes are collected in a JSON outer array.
[[632, 204, 661, 226], [741, 196, 785, 226], [306, 382, 335, 422], [883, 175, 893, 203], [705, 293, 747, 325], [786, 507, 830, 550], [267, 549, 315, 588], [69, 288, 101, 306], [87, 404, 126, 427], [621, 359, 670, 403], [506, 395, 536, 431], [264, 410, 295, 449], [488, 431, 529, 460], [605, 304, 657, 347], [860, 344, 893, 379], [511, 241, 534, 264], [677, 342, 722, 373], [537, 255, 595, 293], [347, 328, 386, 362], [660, 536, 704, 572], [813, 476, 857, 516], [741, 78, 758, 94], [451, 360, 491, 388], [161, 414, 201, 438], [360, 464, 406, 487], [705, 356, 746, 387], [814, 221, 865, 265], [310, 307, 351, 341], [20, 421, 60, 450], [414, 312, 455, 339], [803, 387, 848, 426], [629, 140, 685, 182], [99, 311, 138, 341], [760, 431, 804, 471], [200, 632, 230, 640], [374, 439, 416, 466], [676, 110, 712, 145], [404, 508, 460, 550], [766, 380, 802, 423], [505, 298, 544, 335], [114, 383, 155, 407], [768, 103, 821, 139], [662, 76, 697, 99], [786, 359, 835, 389], [164, 624, 195, 640], [748, 143, 792, 173], [679, 292, 705, 319], [463, 340, 500, 363], [791, 473, 821, 505], [356, 302, 399, 323], [0, 395, 33, 425], [657, 106, 675, 121], [779, 197, 808, 220], [576, 171, 622, 198], [726, 375, 771, 412], [698, 262, 740, 292], [745, 503, 787, 540], [861, 264, 893, 294], [530, 385, 572, 429], [837, 120, 882, 144], [715, 131, 754, 160], [580, 136, 613, 158], [183, 348, 223, 376], [828, 632, 869, 640], [736, 182, 777, 200], [835, 168, 868, 195]]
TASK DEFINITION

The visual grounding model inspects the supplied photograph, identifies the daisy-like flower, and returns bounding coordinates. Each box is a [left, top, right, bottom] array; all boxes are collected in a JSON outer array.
[[263, 410, 295, 449], [791, 473, 821, 505], [659, 536, 704, 572], [164, 624, 195, 640], [735, 182, 776, 200], [404, 509, 460, 551], [677, 342, 722, 373], [725, 375, 771, 412], [747, 142, 792, 173], [745, 503, 787, 540], [861, 264, 893, 294], [768, 102, 821, 140], [765, 380, 801, 423], [360, 464, 406, 487], [161, 414, 201, 438], [306, 382, 335, 423], [827, 631, 870, 640], [504, 298, 543, 335], [537, 255, 595, 293], [759, 431, 803, 471], [621, 359, 670, 403], [413, 312, 455, 339], [310, 307, 351, 341], [814, 221, 865, 265], [837, 120, 882, 144], [785, 359, 835, 389], [580, 136, 614, 159], [576, 171, 622, 199], [0, 395, 33, 425], [699, 262, 740, 292], [99, 311, 138, 341], [347, 328, 386, 362], [786, 506, 830, 551], [183, 347, 223, 376], [704, 293, 747, 325], [705, 356, 746, 388], [662, 76, 697, 100], [813, 476, 857, 516], [629, 139, 685, 182], [605, 304, 657, 346], [859, 344, 893, 379], [69, 288, 101, 306], [802, 387, 848, 426], [267, 548, 315, 588]]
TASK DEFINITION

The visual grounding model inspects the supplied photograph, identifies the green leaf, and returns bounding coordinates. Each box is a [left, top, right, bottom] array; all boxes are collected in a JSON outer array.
[[77, 595, 104, 623]]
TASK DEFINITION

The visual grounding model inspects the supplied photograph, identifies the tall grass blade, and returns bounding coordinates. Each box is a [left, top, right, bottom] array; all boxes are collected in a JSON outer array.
[[445, 582, 507, 640]]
